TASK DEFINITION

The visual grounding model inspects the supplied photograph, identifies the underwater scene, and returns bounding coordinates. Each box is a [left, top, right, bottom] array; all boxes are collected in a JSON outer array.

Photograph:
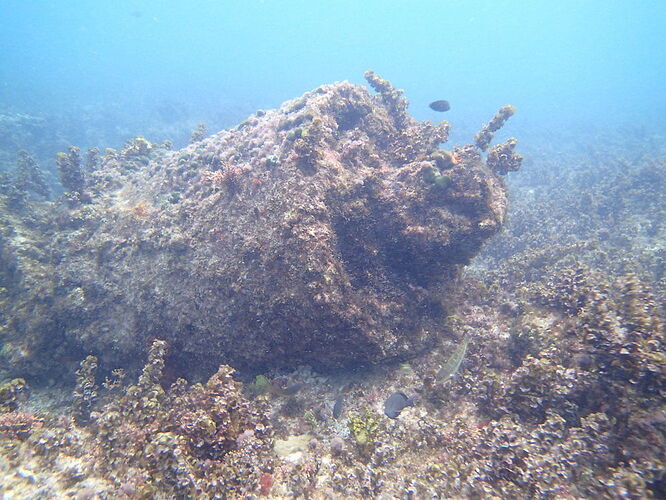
[[0, 1, 664, 498]]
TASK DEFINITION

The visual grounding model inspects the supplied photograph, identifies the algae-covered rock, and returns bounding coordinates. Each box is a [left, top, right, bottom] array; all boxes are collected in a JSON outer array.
[[1, 74, 517, 377]]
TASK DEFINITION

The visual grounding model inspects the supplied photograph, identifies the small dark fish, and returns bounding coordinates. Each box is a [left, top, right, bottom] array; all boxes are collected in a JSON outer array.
[[383, 391, 413, 419], [333, 395, 345, 419], [429, 100, 451, 112]]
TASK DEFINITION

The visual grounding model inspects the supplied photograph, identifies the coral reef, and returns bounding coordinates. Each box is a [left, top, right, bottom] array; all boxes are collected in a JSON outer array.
[[0, 340, 274, 499], [476, 132, 665, 285], [89, 341, 274, 497], [0, 73, 519, 378], [0, 267, 663, 498], [1, 76, 662, 499], [0, 111, 55, 172]]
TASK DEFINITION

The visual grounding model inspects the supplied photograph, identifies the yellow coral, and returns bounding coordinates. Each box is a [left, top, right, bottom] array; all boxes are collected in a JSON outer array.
[[348, 410, 379, 447]]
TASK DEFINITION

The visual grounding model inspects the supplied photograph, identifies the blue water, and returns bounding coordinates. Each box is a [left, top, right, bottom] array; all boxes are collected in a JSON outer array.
[[1, 0, 665, 148]]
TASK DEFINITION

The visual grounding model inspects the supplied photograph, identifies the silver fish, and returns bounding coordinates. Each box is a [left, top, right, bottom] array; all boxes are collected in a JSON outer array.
[[436, 336, 469, 382]]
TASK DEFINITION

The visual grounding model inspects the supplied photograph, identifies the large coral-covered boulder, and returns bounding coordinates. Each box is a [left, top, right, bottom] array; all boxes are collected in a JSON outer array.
[[4, 74, 516, 376]]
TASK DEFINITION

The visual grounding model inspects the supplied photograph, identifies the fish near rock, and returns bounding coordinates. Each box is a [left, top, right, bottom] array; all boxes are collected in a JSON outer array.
[[436, 336, 470, 383], [384, 391, 413, 419], [333, 394, 345, 419]]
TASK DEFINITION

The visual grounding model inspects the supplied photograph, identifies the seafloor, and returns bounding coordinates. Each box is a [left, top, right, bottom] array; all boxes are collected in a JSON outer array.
[[0, 75, 664, 499]]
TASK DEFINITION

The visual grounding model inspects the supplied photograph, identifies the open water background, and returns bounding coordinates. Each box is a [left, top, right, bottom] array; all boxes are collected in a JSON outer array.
[[1, 0, 665, 156]]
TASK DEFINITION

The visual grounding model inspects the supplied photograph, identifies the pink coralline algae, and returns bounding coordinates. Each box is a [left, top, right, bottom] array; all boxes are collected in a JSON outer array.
[[259, 472, 274, 496], [0, 411, 43, 440]]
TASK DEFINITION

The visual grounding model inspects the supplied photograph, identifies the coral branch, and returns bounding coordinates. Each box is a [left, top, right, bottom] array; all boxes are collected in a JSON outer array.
[[475, 105, 515, 151], [486, 137, 523, 175], [73, 355, 98, 424], [56, 146, 85, 194]]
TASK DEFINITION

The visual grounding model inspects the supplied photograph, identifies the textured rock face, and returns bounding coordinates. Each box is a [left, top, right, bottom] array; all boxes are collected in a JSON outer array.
[[3, 77, 516, 376]]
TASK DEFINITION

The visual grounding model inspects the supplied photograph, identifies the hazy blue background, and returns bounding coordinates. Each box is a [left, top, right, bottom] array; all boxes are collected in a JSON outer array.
[[1, 0, 665, 150]]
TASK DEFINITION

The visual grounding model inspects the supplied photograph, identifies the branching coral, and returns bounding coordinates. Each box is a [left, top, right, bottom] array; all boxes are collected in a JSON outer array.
[[14, 150, 50, 200], [189, 122, 207, 144], [364, 69, 408, 124], [56, 146, 85, 195], [85, 147, 100, 174], [72, 355, 98, 424], [486, 137, 523, 175], [474, 105, 515, 151]]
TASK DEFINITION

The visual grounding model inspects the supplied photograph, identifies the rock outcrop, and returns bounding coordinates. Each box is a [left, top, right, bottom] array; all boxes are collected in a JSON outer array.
[[0, 73, 520, 377]]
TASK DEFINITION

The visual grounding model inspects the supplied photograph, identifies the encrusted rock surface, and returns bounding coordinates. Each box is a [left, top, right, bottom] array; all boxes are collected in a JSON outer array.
[[1, 74, 515, 377]]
